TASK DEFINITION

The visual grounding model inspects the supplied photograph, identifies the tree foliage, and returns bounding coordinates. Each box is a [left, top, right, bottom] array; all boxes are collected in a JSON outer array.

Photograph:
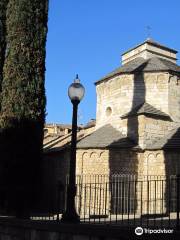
[[0, 0, 49, 217], [0, 0, 8, 110], [1, 0, 48, 126]]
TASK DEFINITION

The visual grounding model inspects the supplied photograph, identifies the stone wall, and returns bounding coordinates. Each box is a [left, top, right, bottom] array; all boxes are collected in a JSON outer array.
[[76, 148, 180, 178], [95, 72, 171, 131], [134, 150, 180, 176], [120, 115, 177, 149], [76, 149, 109, 175], [76, 149, 141, 176], [76, 148, 180, 215], [42, 150, 70, 212], [96, 74, 135, 129], [169, 74, 180, 122], [142, 150, 165, 176], [164, 151, 180, 175], [43, 147, 180, 216], [76, 148, 180, 179], [144, 117, 177, 147], [131, 115, 177, 149], [138, 150, 180, 214], [144, 73, 169, 114]]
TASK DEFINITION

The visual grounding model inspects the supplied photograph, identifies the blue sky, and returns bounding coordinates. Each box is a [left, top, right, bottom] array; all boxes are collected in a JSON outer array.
[[45, 0, 180, 125]]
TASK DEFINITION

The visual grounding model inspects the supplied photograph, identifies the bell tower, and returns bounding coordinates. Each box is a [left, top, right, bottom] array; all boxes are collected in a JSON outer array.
[[122, 38, 177, 65]]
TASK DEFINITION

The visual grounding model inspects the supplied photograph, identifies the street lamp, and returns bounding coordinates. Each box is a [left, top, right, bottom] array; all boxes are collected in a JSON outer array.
[[61, 74, 85, 223]]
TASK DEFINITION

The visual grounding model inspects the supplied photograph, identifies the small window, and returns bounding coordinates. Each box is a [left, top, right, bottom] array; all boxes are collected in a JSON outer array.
[[106, 107, 112, 117]]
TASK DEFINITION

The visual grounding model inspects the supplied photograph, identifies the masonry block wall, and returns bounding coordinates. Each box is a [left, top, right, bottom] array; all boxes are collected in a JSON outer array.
[[75, 149, 180, 215], [169, 74, 180, 122], [95, 72, 176, 132], [76, 149, 109, 175], [76, 149, 142, 176], [144, 117, 175, 143], [119, 115, 177, 149], [76, 149, 180, 177], [96, 74, 134, 130], [144, 73, 169, 113], [42, 148, 180, 215]]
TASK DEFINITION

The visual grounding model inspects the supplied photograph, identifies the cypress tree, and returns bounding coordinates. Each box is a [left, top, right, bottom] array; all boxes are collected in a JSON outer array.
[[0, 0, 49, 217], [0, 0, 8, 108], [0, 0, 8, 212]]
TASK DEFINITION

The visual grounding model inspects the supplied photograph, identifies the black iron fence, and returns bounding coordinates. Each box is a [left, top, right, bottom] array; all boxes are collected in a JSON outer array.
[[29, 174, 180, 229]]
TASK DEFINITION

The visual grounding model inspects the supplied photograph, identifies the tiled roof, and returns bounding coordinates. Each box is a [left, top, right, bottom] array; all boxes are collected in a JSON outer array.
[[83, 119, 96, 129], [146, 127, 180, 150], [95, 58, 146, 83], [95, 57, 180, 84], [45, 123, 72, 129], [43, 123, 180, 152], [43, 127, 95, 153], [121, 102, 171, 119], [143, 57, 180, 72], [77, 124, 137, 149]]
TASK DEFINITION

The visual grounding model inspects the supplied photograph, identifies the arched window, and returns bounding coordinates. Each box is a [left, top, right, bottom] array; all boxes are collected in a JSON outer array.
[[106, 106, 112, 117]]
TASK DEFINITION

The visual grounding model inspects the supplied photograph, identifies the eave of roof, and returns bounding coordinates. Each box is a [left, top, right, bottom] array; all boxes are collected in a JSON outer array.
[[95, 58, 147, 84], [121, 102, 172, 120], [122, 39, 178, 56], [77, 124, 138, 149], [95, 57, 180, 85], [43, 128, 95, 154]]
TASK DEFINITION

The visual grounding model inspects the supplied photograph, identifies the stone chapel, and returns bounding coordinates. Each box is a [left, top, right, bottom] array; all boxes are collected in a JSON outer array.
[[44, 38, 180, 189], [76, 38, 180, 177], [43, 39, 180, 214]]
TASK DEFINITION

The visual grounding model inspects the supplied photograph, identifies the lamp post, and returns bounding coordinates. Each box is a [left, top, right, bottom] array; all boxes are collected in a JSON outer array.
[[61, 74, 85, 223]]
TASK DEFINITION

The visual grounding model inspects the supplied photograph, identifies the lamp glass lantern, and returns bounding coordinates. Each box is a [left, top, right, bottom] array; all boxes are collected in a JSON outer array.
[[68, 75, 85, 102]]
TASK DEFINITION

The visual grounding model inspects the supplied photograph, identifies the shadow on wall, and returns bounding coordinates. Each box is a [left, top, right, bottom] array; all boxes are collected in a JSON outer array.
[[0, 118, 43, 218], [108, 149, 138, 214], [164, 128, 180, 214], [108, 70, 146, 214], [127, 72, 146, 145], [41, 149, 70, 215]]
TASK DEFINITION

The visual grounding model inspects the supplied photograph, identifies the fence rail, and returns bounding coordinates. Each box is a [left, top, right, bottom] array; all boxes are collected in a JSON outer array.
[[30, 174, 180, 229]]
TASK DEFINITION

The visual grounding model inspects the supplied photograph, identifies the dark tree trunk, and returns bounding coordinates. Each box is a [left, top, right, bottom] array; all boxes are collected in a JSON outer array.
[[0, 0, 49, 218]]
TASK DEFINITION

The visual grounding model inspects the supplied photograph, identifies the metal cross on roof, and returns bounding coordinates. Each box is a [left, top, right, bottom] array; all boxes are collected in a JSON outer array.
[[146, 25, 152, 39]]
